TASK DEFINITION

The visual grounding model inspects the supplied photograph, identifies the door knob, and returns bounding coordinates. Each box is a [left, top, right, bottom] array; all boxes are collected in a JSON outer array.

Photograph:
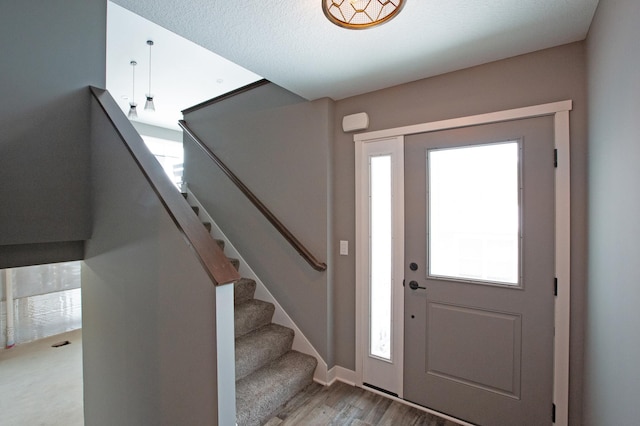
[[409, 280, 426, 290]]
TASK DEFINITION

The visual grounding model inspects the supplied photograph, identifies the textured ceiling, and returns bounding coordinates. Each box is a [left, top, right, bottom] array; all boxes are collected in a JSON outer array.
[[110, 0, 598, 102]]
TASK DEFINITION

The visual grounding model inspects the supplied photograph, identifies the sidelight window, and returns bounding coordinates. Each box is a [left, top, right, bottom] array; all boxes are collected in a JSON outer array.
[[369, 154, 392, 360]]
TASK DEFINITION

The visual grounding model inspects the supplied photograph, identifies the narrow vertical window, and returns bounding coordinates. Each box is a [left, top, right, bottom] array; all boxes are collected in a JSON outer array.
[[428, 142, 521, 285], [369, 155, 392, 360]]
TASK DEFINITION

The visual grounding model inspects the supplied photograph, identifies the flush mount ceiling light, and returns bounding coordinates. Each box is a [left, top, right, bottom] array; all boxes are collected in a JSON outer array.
[[322, 0, 405, 29], [127, 60, 138, 119], [144, 40, 155, 112]]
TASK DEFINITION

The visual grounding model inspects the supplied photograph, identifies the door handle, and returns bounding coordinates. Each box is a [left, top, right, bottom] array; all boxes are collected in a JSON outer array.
[[409, 280, 426, 290]]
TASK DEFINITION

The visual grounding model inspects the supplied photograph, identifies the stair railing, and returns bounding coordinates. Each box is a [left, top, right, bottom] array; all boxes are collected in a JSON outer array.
[[90, 86, 241, 286], [179, 120, 328, 272]]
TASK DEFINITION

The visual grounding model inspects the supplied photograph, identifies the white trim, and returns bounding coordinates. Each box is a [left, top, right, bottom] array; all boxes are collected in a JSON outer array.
[[325, 365, 359, 387], [354, 100, 572, 425], [215, 283, 236, 425], [354, 100, 572, 142], [356, 138, 405, 396], [355, 144, 364, 388], [184, 189, 329, 384], [553, 110, 571, 426], [393, 142, 405, 398]]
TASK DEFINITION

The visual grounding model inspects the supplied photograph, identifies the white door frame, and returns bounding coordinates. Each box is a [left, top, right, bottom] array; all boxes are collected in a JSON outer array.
[[354, 100, 572, 426], [357, 136, 405, 396]]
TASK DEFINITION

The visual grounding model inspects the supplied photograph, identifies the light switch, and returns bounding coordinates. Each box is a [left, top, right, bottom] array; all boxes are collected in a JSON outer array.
[[340, 240, 349, 256]]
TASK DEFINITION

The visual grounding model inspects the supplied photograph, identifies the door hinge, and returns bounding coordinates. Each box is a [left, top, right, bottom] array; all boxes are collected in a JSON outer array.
[[552, 402, 556, 423], [554, 278, 558, 296], [554, 149, 558, 168]]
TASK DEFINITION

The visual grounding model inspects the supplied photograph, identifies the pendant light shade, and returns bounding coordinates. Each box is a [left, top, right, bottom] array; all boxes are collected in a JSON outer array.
[[144, 40, 155, 111], [322, 0, 405, 29], [128, 60, 138, 119], [127, 103, 138, 119], [145, 95, 155, 112]]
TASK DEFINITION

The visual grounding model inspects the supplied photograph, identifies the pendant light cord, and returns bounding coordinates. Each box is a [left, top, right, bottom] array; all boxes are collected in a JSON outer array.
[[147, 40, 153, 97], [130, 60, 137, 104]]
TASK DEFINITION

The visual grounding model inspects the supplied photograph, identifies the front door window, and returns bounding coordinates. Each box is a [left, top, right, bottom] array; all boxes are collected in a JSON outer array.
[[428, 142, 521, 286]]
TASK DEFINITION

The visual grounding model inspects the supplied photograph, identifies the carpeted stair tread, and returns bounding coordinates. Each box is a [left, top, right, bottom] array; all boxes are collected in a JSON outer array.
[[236, 323, 294, 381], [181, 195, 318, 425], [236, 350, 317, 426], [234, 278, 257, 306], [235, 299, 275, 338]]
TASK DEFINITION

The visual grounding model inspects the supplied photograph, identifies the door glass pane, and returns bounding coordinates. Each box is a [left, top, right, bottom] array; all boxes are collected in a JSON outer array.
[[369, 155, 392, 360], [428, 142, 520, 285]]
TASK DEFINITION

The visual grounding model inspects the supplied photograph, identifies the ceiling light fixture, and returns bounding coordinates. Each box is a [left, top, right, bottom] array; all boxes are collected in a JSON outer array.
[[144, 40, 155, 111], [322, 0, 404, 29], [127, 60, 138, 119]]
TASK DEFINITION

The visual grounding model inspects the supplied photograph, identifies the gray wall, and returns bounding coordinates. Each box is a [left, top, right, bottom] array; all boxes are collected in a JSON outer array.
[[183, 83, 335, 362], [82, 98, 221, 425], [584, 1, 640, 424], [332, 42, 588, 425], [0, 1, 106, 267]]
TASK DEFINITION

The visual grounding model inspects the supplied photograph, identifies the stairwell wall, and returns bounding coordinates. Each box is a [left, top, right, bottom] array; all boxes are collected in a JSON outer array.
[[82, 98, 222, 425], [0, 0, 105, 268], [183, 83, 334, 363]]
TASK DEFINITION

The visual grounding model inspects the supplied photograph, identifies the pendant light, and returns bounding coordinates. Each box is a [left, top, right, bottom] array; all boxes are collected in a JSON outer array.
[[127, 60, 138, 119], [322, 0, 405, 29], [144, 40, 155, 111]]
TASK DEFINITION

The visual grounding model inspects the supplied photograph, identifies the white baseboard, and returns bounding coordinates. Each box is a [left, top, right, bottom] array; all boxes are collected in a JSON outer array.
[[184, 188, 329, 384], [322, 365, 358, 387]]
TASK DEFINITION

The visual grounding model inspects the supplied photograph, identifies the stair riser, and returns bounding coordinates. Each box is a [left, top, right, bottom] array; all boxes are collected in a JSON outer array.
[[236, 351, 317, 426], [182, 193, 316, 426], [236, 324, 294, 381], [234, 279, 257, 305], [235, 301, 275, 338], [229, 258, 240, 271]]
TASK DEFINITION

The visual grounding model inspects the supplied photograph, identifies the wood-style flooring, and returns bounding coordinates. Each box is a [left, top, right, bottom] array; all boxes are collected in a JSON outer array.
[[264, 381, 460, 426]]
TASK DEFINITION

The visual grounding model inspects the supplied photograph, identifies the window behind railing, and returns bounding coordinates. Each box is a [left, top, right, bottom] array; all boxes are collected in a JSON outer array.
[[141, 135, 184, 189]]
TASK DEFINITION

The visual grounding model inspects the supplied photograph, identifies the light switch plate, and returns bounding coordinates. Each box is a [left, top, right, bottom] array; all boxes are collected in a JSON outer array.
[[340, 240, 349, 256]]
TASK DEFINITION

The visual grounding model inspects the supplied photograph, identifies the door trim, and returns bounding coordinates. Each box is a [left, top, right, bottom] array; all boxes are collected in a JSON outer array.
[[354, 100, 572, 426]]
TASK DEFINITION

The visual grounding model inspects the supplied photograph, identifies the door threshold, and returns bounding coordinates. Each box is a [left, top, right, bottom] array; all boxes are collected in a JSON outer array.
[[362, 382, 398, 398], [360, 384, 474, 426]]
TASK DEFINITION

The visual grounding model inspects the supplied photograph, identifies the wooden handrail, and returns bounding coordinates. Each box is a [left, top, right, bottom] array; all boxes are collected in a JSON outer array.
[[182, 79, 270, 115], [179, 120, 328, 272], [90, 86, 241, 286]]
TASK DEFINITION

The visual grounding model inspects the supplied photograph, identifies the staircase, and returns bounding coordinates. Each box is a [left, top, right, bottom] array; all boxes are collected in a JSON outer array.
[[187, 199, 318, 426]]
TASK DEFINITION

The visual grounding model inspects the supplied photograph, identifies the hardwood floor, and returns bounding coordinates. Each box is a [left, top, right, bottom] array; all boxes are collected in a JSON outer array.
[[264, 381, 460, 426]]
